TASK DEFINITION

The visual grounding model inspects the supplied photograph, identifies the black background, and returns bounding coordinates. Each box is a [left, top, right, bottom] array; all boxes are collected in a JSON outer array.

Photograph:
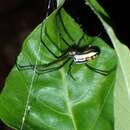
[[0, 0, 129, 129]]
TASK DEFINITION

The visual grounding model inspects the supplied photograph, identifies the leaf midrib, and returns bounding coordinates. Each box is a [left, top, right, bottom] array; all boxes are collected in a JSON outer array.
[[60, 69, 78, 130]]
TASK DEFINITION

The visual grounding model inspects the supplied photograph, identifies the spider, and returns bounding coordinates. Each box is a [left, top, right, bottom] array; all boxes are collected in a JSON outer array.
[[16, 0, 112, 80]]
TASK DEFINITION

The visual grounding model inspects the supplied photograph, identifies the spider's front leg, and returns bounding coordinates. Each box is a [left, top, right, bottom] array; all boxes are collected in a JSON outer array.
[[16, 52, 70, 74], [34, 58, 71, 75]]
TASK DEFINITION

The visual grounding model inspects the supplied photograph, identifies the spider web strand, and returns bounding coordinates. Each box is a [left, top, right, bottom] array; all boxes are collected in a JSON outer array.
[[19, 0, 52, 129]]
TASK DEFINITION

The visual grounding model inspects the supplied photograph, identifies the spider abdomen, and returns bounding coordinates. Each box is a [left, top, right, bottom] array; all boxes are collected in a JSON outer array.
[[73, 47, 100, 64]]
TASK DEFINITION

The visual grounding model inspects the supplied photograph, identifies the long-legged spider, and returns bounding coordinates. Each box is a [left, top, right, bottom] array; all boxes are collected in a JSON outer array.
[[16, 0, 113, 80]]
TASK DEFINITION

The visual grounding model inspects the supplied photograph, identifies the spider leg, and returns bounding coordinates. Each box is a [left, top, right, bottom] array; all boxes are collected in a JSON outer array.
[[44, 0, 61, 52], [40, 25, 60, 58], [16, 51, 68, 71], [16, 63, 34, 71], [76, 33, 85, 47], [67, 60, 75, 80], [59, 34, 71, 47], [58, 10, 86, 48], [85, 63, 115, 76], [35, 58, 71, 74], [58, 10, 74, 43], [45, 25, 63, 52], [39, 0, 61, 58]]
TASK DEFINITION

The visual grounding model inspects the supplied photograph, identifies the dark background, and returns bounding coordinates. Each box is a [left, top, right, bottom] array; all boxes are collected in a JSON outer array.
[[0, 0, 129, 129]]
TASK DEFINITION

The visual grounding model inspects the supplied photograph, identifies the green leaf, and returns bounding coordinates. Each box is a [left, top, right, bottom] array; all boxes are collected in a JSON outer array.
[[85, 0, 130, 129], [0, 6, 117, 130], [57, 0, 65, 7], [114, 66, 130, 130]]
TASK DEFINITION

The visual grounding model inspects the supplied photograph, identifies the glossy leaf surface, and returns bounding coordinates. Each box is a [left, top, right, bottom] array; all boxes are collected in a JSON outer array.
[[0, 7, 117, 130]]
